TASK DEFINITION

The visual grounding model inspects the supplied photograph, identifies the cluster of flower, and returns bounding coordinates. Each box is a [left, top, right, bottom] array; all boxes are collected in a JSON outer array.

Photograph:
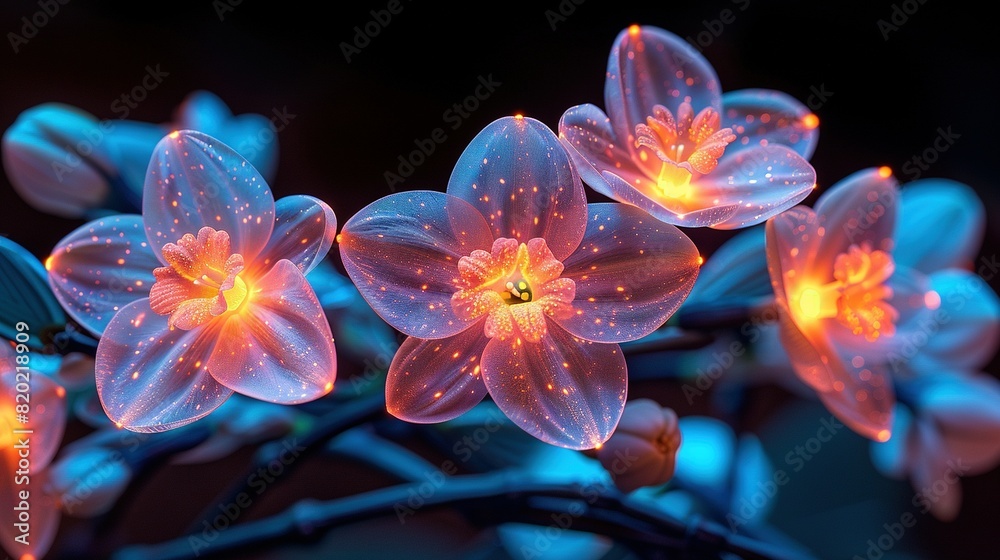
[[2, 24, 998, 559]]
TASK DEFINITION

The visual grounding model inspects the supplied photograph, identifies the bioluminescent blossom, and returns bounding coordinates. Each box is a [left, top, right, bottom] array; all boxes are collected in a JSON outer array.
[[340, 116, 700, 449], [764, 168, 998, 441], [595, 398, 680, 493], [872, 372, 1000, 521], [2, 91, 278, 219], [47, 131, 338, 432], [560, 25, 818, 229], [1, 342, 67, 560]]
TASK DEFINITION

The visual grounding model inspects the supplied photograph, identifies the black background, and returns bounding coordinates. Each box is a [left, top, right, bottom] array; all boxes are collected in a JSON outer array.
[[1, 0, 997, 558]]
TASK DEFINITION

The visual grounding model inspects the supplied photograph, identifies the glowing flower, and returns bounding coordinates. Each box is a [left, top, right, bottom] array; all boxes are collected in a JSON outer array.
[[872, 371, 1000, 521], [1, 342, 67, 560], [47, 131, 337, 432], [340, 116, 700, 449], [764, 168, 997, 441], [560, 25, 818, 229]]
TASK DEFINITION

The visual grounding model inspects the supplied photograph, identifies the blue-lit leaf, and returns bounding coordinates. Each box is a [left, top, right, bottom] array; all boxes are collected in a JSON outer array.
[[0, 236, 65, 348]]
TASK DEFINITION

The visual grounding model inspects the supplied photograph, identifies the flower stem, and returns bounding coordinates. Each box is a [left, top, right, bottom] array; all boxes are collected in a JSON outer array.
[[182, 390, 387, 534], [113, 470, 808, 560]]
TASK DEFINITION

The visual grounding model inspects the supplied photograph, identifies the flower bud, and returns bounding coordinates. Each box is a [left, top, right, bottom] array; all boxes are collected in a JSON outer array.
[[48, 447, 132, 518], [596, 398, 681, 493], [2, 104, 115, 218]]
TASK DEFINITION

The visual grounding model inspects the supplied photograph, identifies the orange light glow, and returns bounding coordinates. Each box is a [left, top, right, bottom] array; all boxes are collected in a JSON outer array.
[[876, 429, 891, 442], [628, 24, 640, 36], [168, 130, 180, 139], [878, 166, 892, 179], [792, 245, 897, 342], [802, 113, 820, 130], [44, 255, 54, 271]]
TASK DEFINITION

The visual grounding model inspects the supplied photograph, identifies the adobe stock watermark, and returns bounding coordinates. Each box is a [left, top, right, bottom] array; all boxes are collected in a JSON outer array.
[[544, 0, 585, 31], [340, 0, 412, 63], [212, 0, 243, 21], [877, 0, 930, 41], [852, 458, 968, 560], [383, 74, 502, 191], [685, 0, 751, 52], [900, 126, 960, 181], [726, 415, 844, 531], [188, 437, 305, 556], [7, 0, 71, 54]]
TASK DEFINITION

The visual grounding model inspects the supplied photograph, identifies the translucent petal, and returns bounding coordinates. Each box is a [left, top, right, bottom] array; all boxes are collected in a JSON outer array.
[[910, 419, 961, 521], [47, 214, 160, 337], [558, 103, 643, 199], [1, 367, 66, 470], [306, 260, 399, 365], [558, 204, 700, 342], [765, 205, 815, 303], [694, 144, 816, 230], [142, 130, 275, 264], [905, 270, 1000, 373], [339, 191, 493, 339], [96, 298, 234, 432], [918, 372, 1000, 474], [774, 311, 835, 393], [817, 363, 894, 442], [722, 89, 819, 160], [173, 90, 279, 181], [895, 178, 986, 274], [599, 169, 740, 227], [870, 404, 914, 478], [688, 225, 770, 302], [207, 260, 336, 404], [0, 236, 66, 349], [812, 168, 898, 268], [481, 321, 626, 449], [386, 325, 490, 423], [447, 116, 587, 260], [605, 25, 722, 156], [247, 195, 337, 278]]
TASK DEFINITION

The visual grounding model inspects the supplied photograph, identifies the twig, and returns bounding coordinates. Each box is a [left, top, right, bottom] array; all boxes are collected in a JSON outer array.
[[183, 390, 387, 534], [113, 471, 811, 560]]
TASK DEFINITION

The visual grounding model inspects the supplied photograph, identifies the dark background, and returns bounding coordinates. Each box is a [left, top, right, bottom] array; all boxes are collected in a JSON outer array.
[[1, 0, 997, 558]]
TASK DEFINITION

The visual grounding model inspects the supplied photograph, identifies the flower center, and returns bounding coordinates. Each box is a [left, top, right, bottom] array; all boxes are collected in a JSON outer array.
[[634, 102, 736, 199], [149, 226, 248, 330], [503, 279, 533, 304], [795, 244, 898, 342], [452, 237, 576, 343]]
